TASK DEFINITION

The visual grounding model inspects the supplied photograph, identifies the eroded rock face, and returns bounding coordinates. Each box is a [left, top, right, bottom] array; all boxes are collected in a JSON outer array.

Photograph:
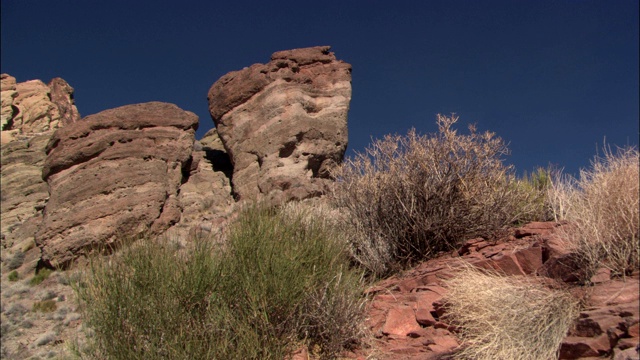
[[168, 128, 234, 240], [1, 74, 81, 272], [36, 102, 198, 268], [1, 74, 18, 130], [208, 46, 351, 202], [8, 78, 80, 134]]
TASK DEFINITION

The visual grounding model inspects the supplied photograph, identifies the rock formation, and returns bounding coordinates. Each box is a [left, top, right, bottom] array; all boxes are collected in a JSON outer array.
[[208, 46, 351, 202], [1, 74, 80, 274], [36, 102, 198, 268], [167, 128, 234, 240], [1, 74, 18, 131], [1, 76, 80, 134]]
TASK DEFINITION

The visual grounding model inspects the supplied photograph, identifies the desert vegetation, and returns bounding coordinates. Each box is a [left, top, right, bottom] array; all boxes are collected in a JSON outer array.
[[442, 264, 579, 360], [2, 114, 637, 359], [73, 204, 365, 360], [330, 114, 549, 276], [548, 146, 639, 282]]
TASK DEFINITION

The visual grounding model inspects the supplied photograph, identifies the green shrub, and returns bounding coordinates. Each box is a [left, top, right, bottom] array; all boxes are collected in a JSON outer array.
[[8, 270, 19, 282], [331, 114, 544, 276], [549, 146, 639, 280], [29, 268, 53, 286], [75, 203, 364, 360], [443, 264, 578, 360], [32, 300, 57, 313], [513, 167, 555, 223]]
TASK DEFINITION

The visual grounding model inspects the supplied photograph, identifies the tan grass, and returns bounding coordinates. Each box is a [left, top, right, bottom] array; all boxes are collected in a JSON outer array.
[[443, 264, 579, 360], [548, 146, 639, 280]]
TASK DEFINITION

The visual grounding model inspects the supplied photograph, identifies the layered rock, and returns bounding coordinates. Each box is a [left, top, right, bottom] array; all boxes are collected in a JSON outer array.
[[168, 128, 234, 240], [1, 74, 18, 130], [1, 75, 80, 273], [36, 102, 198, 268], [208, 46, 351, 202], [5, 77, 80, 134]]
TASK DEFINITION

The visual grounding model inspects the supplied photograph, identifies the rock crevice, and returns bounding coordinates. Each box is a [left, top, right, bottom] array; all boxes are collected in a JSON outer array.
[[208, 46, 351, 202]]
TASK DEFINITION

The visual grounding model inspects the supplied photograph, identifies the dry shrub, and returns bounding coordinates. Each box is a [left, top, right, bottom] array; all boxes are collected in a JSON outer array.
[[443, 264, 578, 360], [548, 146, 639, 280], [76, 204, 365, 360], [331, 114, 543, 276]]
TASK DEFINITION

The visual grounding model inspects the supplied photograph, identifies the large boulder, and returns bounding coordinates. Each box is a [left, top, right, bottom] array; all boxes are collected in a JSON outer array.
[[36, 102, 198, 268], [208, 46, 351, 202]]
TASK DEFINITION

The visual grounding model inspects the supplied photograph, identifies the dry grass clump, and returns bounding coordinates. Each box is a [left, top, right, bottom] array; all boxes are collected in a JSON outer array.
[[548, 146, 639, 280], [443, 264, 578, 360], [331, 114, 545, 276]]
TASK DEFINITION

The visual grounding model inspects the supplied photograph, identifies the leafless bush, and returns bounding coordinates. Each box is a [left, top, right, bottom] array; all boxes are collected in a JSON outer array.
[[331, 114, 542, 276], [443, 264, 578, 360], [548, 146, 639, 280]]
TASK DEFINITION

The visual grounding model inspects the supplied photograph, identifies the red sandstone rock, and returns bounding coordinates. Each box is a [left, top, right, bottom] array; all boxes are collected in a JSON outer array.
[[356, 222, 639, 360], [559, 335, 610, 358], [381, 306, 422, 336]]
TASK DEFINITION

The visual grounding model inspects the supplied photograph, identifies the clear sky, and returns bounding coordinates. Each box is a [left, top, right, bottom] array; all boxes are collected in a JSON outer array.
[[2, 0, 638, 176]]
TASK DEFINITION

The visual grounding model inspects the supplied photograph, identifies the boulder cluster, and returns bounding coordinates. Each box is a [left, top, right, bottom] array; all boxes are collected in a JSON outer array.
[[1, 46, 350, 269]]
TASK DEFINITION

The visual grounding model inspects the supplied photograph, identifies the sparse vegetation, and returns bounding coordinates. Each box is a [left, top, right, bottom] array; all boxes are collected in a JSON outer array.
[[331, 114, 546, 276], [32, 300, 57, 313], [548, 146, 639, 281], [29, 268, 53, 286], [75, 203, 364, 360], [7, 251, 25, 270], [443, 264, 579, 360], [8, 270, 19, 282]]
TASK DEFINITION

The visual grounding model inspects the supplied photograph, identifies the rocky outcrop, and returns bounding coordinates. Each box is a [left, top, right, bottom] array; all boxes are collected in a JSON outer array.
[[4, 77, 80, 134], [167, 128, 234, 240], [0, 134, 51, 242], [361, 222, 640, 359], [48, 78, 81, 127], [1, 75, 80, 273], [208, 46, 351, 202], [1, 74, 18, 130], [36, 102, 198, 268]]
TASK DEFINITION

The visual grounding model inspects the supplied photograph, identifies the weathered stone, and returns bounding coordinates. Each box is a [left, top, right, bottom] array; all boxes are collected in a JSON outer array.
[[36, 102, 198, 268], [166, 128, 234, 240], [1, 74, 18, 130], [559, 335, 610, 358], [588, 280, 640, 307], [1, 134, 51, 245], [1, 75, 79, 135], [208, 46, 351, 202], [613, 346, 640, 360], [47, 77, 80, 127], [381, 306, 422, 336]]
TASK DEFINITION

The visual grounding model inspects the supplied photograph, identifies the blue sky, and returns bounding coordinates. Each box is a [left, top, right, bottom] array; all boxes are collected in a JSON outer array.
[[2, 0, 638, 176]]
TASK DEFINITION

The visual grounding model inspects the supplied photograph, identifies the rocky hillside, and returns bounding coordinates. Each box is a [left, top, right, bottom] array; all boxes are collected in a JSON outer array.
[[1, 47, 638, 359]]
